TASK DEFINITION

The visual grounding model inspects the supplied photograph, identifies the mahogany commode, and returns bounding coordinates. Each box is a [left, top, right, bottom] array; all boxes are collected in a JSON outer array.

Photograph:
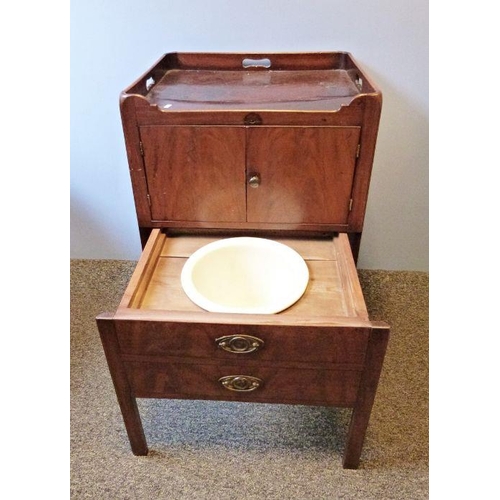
[[97, 52, 389, 469]]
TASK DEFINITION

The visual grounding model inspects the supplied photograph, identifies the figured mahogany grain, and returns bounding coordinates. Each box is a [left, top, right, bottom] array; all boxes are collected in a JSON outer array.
[[114, 320, 370, 365], [140, 126, 246, 222], [246, 127, 360, 224], [124, 360, 362, 407]]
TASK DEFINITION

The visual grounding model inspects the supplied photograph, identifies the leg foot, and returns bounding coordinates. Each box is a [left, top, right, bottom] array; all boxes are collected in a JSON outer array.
[[342, 323, 390, 469], [97, 313, 148, 455]]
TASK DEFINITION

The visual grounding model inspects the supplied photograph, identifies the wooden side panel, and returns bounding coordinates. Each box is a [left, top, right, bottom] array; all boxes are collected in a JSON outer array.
[[118, 229, 165, 309], [140, 126, 246, 222], [120, 95, 151, 226], [160, 234, 336, 260], [172, 52, 351, 71], [347, 94, 382, 232], [333, 234, 369, 320], [247, 127, 360, 224]]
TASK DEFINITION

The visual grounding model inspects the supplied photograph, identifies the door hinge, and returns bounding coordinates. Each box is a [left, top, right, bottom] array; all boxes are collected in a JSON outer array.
[[348, 198, 353, 212], [139, 141, 144, 157], [356, 143, 361, 159]]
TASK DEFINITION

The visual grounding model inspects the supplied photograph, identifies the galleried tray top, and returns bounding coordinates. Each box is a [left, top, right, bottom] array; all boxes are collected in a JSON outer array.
[[124, 52, 379, 111]]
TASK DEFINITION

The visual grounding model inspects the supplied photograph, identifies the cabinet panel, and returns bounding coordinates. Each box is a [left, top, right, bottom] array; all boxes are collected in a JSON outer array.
[[140, 126, 246, 222], [246, 127, 361, 224]]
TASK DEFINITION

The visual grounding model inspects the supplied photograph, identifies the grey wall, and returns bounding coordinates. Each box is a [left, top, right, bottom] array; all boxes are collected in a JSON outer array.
[[70, 0, 428, 271]]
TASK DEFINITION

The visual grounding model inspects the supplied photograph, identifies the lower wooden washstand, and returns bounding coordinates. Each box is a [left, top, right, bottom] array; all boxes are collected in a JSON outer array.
[[96, 229, 389, 469]]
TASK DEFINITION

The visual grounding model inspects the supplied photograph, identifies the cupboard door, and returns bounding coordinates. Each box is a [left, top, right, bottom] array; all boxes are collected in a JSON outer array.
[[246, 127, 361, 224], [140, 126, 246, 222]]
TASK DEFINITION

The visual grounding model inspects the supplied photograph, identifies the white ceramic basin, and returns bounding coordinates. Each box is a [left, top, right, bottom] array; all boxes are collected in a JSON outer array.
[[181, 237, 309, 314]]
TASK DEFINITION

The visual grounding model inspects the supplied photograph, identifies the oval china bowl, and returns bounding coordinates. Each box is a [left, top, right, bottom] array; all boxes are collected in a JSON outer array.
[[181, 237, 309, 314]]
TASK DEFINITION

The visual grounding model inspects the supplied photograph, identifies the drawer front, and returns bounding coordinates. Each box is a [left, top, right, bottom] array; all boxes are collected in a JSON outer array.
[[115, 320, 369, 366], [124, 360, 362, 406]]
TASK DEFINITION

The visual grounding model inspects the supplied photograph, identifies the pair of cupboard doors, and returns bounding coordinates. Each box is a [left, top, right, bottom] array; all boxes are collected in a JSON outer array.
[[140, 124, 361, 225]]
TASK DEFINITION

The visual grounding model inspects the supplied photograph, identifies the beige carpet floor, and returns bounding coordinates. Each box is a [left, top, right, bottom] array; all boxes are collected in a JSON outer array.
[[70, 260, 428, 499]]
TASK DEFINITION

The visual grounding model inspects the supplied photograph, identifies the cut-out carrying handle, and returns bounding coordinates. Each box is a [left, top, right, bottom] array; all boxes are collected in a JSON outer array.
[[242, 57, 272, 69]]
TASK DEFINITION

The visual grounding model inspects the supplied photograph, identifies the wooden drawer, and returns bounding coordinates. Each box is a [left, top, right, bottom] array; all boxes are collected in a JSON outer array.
[[123, 359, 362, 406], [115, 320, 369, 366], [113, 230, 372, 368], [117, 229, 370, 323]]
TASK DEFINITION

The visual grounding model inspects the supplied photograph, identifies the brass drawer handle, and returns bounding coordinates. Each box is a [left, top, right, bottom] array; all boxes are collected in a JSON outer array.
[[219, 375, 262, 392], [216, 334, 264, 354]]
